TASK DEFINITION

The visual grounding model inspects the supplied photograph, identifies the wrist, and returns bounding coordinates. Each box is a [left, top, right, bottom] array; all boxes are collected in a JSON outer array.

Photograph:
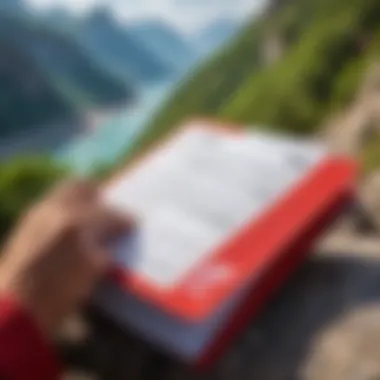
[[0, 263, 57, 337]]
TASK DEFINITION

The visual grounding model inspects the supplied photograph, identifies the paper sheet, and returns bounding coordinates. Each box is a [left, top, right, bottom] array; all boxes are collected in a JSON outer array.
[[104, 125, 326, 287]]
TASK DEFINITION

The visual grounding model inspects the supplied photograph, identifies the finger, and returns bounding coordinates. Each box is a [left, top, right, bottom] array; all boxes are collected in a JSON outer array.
[[55, 223, 109, 290], [89, 205, 135, 242], [48, 178, 99, 206], [63, 204, 135, 281], [79, 227, 112, 281], [87, 245, 110, 278]]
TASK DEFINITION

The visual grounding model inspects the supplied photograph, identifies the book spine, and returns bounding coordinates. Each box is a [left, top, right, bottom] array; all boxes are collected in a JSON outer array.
[[195, 187, 355, 371]]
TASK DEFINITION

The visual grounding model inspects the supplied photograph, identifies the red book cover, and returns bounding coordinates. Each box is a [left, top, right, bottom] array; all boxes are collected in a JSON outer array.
[[96, 119, 358, 367]]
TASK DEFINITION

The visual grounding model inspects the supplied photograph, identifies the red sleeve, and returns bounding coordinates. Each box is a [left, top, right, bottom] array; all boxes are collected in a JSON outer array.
[[0, 297, 61, 380]]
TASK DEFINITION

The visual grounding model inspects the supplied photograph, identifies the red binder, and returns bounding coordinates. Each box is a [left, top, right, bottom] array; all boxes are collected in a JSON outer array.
[[95, 119, 358, 370]]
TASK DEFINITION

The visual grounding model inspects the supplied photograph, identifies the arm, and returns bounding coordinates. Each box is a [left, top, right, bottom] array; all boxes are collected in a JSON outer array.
[[0, 179, 129, 380], [0, 297, 60, 380]]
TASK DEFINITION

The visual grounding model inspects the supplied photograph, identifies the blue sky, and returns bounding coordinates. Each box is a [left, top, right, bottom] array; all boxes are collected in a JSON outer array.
[[27, 0, 266, 34]]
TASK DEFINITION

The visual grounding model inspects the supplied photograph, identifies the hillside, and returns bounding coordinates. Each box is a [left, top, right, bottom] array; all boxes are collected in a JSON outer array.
[[0, 38, 74, 139], [77, 9, 174, 84], [128, 17, 263, 155], [0, 13, 135, 108], [129, 20, 196, 73], [131, 0, 380, 156]]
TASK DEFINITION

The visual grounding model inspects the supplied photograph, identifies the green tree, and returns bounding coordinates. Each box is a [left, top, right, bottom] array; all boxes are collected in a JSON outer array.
[[0, 157, 68, 241], [133, 0, 380, 154]]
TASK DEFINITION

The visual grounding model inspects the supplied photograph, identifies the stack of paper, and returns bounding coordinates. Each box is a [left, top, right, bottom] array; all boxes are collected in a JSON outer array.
[[94, 120, 357, 367]]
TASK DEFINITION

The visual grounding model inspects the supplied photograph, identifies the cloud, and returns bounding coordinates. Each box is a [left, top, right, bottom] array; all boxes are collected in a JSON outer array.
[[28, 0, 264, 33], [116, 0, 264, 32], [29, 0, 99, 12]]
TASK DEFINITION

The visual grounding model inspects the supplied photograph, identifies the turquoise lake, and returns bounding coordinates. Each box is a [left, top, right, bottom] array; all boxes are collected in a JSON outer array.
[[55, 80, 175, 174]]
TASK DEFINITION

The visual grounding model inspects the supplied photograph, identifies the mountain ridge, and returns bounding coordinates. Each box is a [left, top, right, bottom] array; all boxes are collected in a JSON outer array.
[[129, 19, 196, 73], [0, 10, 135, 138], [195, 17, 239, 55], [130, 0, 380, 158], [77, 8, 174, 84]]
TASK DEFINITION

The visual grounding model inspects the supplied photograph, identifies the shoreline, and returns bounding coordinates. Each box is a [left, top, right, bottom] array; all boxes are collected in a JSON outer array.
[[83, 101, 137, 134], [0, 118, 84, 161]]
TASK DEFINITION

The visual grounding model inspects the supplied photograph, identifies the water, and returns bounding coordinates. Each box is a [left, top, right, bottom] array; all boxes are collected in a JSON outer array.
[[55, 80, 175, 174], [54, 47, 226, 175]]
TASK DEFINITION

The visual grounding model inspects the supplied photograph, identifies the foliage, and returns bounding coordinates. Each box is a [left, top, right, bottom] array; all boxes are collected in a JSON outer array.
[[223, 7, 365, 133], [0, 157, 69, 241], [128, 20, 263, 156], [132, 0, 380, 153], [361, 131, 380, 175]]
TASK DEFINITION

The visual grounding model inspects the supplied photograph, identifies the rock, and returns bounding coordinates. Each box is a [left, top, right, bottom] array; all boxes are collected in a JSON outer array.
[[359, 170, 380, 232], [322, 64, 380, 156], [358, 63, 380, 101], [302, 306, 380, 380], [260, 32, 285, 66]]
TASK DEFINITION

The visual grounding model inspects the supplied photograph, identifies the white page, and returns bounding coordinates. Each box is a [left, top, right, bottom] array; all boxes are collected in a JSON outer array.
[[104, 125, 326, 288]]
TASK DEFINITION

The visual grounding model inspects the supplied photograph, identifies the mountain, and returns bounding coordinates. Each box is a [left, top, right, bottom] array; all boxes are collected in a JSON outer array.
[[130, 0, 380, 156], [0, 0, 25, 13], [195, 18, 238, 55], [0, 12, 135, 137], [0, 38, 73, 140], [77, 8, 174, 84], [129, 20, 196, 73], [0, 13, 134, 106], [43, 7, 77, 29]]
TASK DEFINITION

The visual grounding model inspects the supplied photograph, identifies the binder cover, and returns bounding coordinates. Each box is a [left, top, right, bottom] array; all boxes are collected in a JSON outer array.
[[95, 119, 358, 367]]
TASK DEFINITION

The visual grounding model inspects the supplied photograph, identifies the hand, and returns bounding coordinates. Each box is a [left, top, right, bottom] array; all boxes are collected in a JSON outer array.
[[0, 179, 131, 336]]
